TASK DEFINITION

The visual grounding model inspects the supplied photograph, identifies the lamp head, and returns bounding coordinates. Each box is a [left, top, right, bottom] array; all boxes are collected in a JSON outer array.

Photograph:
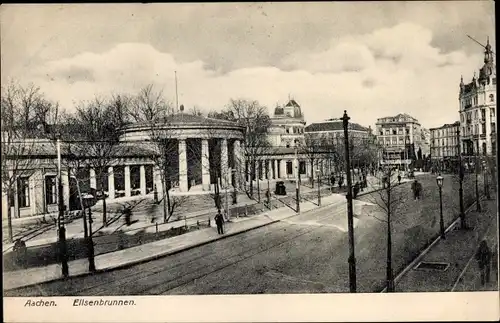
[[436, 174, 444, 188]]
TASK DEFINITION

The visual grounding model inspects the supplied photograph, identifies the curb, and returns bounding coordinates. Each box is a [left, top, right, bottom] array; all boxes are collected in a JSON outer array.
[[5, 218, 281, 292], [5, 194, 347, 292], [379, 195, 486, 293]]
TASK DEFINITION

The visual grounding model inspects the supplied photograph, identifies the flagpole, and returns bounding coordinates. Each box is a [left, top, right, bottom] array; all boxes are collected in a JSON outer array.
[[175, 71, 179, 113]]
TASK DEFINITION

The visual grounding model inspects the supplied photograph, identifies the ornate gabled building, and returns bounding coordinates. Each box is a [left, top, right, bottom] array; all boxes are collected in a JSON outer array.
[[459, 38, 497, 156], [268, 99, 306, 148]]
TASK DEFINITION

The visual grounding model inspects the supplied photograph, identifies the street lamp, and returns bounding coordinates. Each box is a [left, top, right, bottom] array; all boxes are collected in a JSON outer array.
[[82, 193, 96, 272], [436, 174, 445, 239], [316, 167, 321, 206], [341, 110, 357, 293], [267, 163, 271, 209]]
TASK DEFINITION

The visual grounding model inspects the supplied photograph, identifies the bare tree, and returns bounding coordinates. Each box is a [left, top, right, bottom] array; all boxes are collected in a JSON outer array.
[[69, 97, 123, 227], [188, 105, 205, 117], [128, 84, 183, 223], [1, 82, 59, 242], [364, 165, 408, 292], [213, 99, 272, 200], [301, 135, 330, 187]]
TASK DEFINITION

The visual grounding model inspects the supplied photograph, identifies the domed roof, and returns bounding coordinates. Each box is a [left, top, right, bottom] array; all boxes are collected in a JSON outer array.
[[273, 99, 304, 120]]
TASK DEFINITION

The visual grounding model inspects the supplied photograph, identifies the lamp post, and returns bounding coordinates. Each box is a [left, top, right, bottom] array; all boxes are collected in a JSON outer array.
[[436, 174, 445, 239], [82, 193, 96, 272], [257, 161, 261, 203], [341, 110, 357, 293], [316, 167, 321, 206], [456, 130, 466, 229], [56, 138, 69, 278], [267, 162, 271, 209], [295, 140, 300, 213]]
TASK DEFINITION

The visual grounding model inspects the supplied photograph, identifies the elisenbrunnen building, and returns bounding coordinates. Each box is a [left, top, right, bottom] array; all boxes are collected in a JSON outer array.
[[2, 113, 246, 219]]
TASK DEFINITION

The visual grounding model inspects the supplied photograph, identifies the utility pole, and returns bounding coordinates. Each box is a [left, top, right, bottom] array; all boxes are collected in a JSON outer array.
[[57, 139, 69, 277], [341, 110, 357, 293]]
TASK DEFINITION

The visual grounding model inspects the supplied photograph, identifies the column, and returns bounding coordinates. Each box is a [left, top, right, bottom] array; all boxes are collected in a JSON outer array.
[[178, 139, 188, 192], [90, 168, 97, 190], [154, 165, 163, 196], [280, 159, 286, 179], [221, 138, 229, 188], [139, 165, 147, 195], [124, 165, 131, 197], [62, 169, 70, 209], [272, 159, 277, 179], [201, 139, 211, 191], [108, 166, 115, 200], [233, 140, 241, 189]]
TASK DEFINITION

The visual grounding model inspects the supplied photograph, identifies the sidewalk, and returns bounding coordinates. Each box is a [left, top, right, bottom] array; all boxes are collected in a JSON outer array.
[[3, 193, 345, 291], [393, 196, 498, 292]]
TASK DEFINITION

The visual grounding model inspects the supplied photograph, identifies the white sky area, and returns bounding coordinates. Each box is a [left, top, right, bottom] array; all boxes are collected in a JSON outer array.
[[0, 2, 495, 129]]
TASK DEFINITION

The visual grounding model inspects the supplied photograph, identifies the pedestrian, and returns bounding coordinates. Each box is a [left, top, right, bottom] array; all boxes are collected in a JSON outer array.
[[338, 176, 344, 189], [353, 182, 360, 199], [397, 174, 402, 185], [215, 210, 224, 234], [475, 240, 492, 286], [411, 179, 419, 200]]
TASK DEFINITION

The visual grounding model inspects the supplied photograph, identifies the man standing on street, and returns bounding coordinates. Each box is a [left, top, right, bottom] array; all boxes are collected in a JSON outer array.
[[475, 240, 492, 286], [215, 210, 224, 235], [411, 179, 419, 200]]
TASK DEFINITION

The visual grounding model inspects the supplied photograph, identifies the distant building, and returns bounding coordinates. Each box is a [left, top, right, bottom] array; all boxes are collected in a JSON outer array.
[[375, 113, 425, 168], [304, 118, 371, 142], [459, 38, 497, 156], [429, 122, 460, 159], [268, 99, 306, 148]]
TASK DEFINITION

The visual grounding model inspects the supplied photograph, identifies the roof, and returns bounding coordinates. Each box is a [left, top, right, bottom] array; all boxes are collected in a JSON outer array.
[[429, 121, 460, 131], [304, 119, 369, 133], [285, 100, 300, 108], [3, 140, 157, 159], [124, 113, 241, 130]]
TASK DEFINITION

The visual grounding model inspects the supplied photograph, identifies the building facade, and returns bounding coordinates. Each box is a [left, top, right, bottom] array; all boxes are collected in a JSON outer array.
[[2, 113, 246, 219], [267, 99, 306, 148], [459, 38, 497, 156], [375, 113, 424, 167], [430, 122, 460, 159]]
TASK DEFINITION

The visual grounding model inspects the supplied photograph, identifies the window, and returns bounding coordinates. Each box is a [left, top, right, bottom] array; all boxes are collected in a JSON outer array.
[[475, 110, 478, 119], [286, 128, 290, 134], [490, 94, 495, 102], [491, 108, 495, 118], [482, 124, 486, 135], [299, 161, 306, 175], [406, 129, 409, 135], [379, 131, 383, 136], [385, 129, 390, 135], [491, 122, 496, 133], [398, 128, 403, 134], [18, 177, 30, 208], [392, 129, 397, 135], [481, 109, 486, 120], [45, 176, 57, 205], [461, 114, 464, 123]]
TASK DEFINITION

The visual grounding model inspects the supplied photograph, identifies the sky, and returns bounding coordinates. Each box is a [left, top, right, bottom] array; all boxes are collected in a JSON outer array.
[[0, 2, 496, 129]]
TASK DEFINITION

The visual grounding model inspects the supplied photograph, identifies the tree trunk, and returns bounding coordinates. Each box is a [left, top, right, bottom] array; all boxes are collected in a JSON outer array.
[[310, 159, 314, 187], [74, 176, 88, 238], [161, 170, 170, 223], [101, 188, 107, 227], [386, 182, 394, 292], [249, 159, 255, 198], [7, 186, 13, 243]]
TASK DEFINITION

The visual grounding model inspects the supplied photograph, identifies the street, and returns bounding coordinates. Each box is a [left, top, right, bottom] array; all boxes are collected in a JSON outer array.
[[4, 173, 485, 296]]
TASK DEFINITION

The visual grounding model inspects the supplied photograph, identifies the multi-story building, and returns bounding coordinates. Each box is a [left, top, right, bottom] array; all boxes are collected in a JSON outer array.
[[459, 38, 497, 156], [267, 99, 306, 148], [430, 121, 460, 159], [420, 128, 431, 158], [375, 113, 424, 167]]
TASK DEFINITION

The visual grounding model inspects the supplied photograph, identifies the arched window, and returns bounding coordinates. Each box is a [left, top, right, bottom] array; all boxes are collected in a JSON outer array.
[[489, 94, 495, 102], [482, 142, 487, 155]]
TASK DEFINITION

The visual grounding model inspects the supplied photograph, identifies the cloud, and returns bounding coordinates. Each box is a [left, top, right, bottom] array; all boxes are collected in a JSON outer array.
[[12, 22, 488, 131]]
